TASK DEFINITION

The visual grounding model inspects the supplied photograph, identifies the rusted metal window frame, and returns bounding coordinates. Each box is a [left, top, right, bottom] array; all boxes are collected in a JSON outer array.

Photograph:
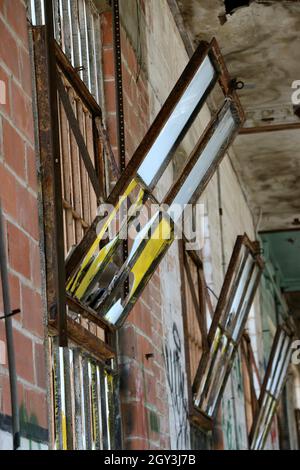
[[31, 1, 116, 349], [31, 1, 121, 450], [28, 0, 104, 106], [49, 336, 117, 450], [192, 234, 264, 420], [249, 324, 294, 450], [240, 332, 261, 437], [65, 38, 245, 331], [179, 242, 213, 432], [106, 38, 242, 206]]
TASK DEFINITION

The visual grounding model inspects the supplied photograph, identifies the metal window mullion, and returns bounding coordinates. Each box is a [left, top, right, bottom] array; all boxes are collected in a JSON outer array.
[[99, 366, 109, 450], [67, 0, 75, 65], [53, 0, 62, 47], [69, 0, 82, 71], [62, 347, 75, 449], [77, 0, 89, 86], [91, 13, 100, 104], [73, 349, 85, 450], [35, 0, 43, 25], [83, 0, 93, 93], [85, 1, 98, 99], [51, 339, 66, 450], [90, 362, 101, 449], [96, 365, 104, 450], [60, 0, 73, 61], [82, 356, 93, 449]]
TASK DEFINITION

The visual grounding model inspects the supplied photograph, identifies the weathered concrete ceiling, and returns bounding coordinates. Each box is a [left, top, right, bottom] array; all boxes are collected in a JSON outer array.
[[176, 0, 300, 231]]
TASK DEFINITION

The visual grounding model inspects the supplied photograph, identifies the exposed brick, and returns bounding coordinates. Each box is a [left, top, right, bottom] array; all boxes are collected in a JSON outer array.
[[120, 362, 143, 401], [136, 332, 155, 365], [11, 80, 34, 141], [101, 11, 113, 46], [0, 163, 18, 219], [104, 79, 116, 113], [0, 374, 25, 416], [102, 47, 115, 78], [21, 284, 43, 338], [30, 241, 42, 289], [6, 0, 28, 45], [119, 324, 137, 360], [24, 388, 48, 429], [8, 272, 21, 320], [0, 17, 19, 77], [125, 438, 149, 450], [26, 144, 38, 192], [16, 185, 39, 239], [128, 301, 152, 339], [122, 64, 133, 104], [0, 0, 6, 15], [35, 342, 46, 389], [7, 221, 31, 279], [121, 400, 148, 438], [106, 113, 117, 148], [144, 372, 157, 406], [13, 328, 34, 383], [2, 118, 26, 178], [0, 64, 10, 116], [19, 47, 33, 97]]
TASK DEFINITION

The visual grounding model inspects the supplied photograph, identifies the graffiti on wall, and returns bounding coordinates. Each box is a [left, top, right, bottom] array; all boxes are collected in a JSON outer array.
[[164, 322, 189, 449]]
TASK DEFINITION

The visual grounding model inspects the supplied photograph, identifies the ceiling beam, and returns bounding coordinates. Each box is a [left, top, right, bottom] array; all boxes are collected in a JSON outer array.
[[239, 122, 300, 134]]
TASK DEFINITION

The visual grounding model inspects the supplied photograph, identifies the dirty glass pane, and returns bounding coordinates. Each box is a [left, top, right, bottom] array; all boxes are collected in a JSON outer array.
[[49, 338, 115, 450], [137, 56, 216, 189], [250, 327, 293, 450], [193, 236, 263, 419]]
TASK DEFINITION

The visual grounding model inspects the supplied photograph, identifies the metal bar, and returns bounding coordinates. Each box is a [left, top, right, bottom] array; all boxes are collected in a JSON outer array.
[[112, 0, 129, 295], [44, 1, 68, 346], [56, 73, 101, 199], [95, 116, 121, 183], [65, 293, 116, 333], [112, 0, 126, 172], [0, 202, 20, 450], [55, 42, 103, 117], [82, 357, 93, 449], [49, 315, 115, 360]]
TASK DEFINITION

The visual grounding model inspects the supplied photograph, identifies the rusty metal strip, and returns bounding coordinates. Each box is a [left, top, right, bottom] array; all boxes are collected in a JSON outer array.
[[32, 21, 67, 346], [178, 242, 213, 432], [241, 335, 259, 418], [56, 73, 101, 199], [49, 315, 115, 361], [55, 41, 103, 117], [95, 116, 121, 184], [112, 0, 129, 295]]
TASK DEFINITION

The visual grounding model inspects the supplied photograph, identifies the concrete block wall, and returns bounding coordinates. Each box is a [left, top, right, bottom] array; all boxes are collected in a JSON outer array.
[[0, 0, 48, 450]]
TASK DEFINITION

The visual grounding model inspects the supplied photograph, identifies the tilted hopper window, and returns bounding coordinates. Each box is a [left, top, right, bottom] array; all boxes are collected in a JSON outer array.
[[66, 38, 245, 330], [193, 235, 264, 419], [250, 325, 294, 450]]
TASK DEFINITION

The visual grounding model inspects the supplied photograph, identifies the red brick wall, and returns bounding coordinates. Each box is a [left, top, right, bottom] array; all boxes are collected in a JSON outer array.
[[0, 0, 47, 441], [101, 8, 171, 450]]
